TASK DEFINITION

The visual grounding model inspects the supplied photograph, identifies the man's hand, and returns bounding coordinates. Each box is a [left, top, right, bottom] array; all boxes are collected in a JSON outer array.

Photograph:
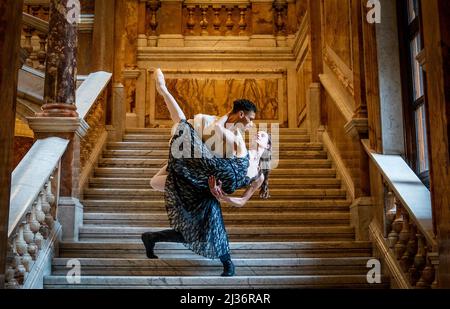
[[208, 176, 224, 201]]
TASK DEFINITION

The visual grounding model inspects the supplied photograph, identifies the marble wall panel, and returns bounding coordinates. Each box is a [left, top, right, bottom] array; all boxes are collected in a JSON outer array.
[[154, 77, 280, 121]]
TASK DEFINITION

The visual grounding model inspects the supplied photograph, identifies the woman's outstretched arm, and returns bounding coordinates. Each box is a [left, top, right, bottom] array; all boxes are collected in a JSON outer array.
[[208, 175, 264, 207], [155, 68, 186, 123]]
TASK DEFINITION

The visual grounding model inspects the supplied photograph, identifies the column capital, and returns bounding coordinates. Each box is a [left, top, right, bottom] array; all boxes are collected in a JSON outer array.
[[27, 116, 89, 138]]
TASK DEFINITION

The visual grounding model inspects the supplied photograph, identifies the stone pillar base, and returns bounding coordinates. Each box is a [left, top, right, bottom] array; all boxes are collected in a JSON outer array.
[[137, 34, 147, 47], [350, 197, 374, 241], [126, 113, 138, 128], [58, 197, 83, 241], [157, 34, 184, 47]]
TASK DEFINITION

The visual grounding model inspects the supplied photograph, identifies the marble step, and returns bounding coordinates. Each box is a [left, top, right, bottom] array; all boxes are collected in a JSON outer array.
[[93, 167, 337, 178], [88, 177, 342, 189], [96, 158, 332, 169], [81, 199, 351, 213], [82, 188, 348, 200], [125, 128, 309, 135], [43, 275, 388, 289], [78, 226, 355, 241], [101, 149, 329, 159], [122, 134, 311, 142], [83, 212, 350, 227], [58, 241, 373, 259], [106, 142, 324, 151], [50, 257, 372, 276]]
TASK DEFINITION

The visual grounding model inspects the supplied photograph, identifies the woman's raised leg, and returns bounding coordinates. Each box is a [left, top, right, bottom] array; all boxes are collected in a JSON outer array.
[[155, 68, 186, 123]]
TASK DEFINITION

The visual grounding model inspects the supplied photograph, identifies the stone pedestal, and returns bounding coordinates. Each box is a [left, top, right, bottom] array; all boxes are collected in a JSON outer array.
[[108, 83, 126, 141], [350, 197, 374, 241], [307, 83, 321, 142], [27, 117, 87, 241], [58, 197, 83, 241]]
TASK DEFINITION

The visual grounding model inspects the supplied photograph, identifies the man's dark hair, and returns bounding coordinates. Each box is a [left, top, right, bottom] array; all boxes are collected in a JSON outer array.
[[232, 99, 257, 114]]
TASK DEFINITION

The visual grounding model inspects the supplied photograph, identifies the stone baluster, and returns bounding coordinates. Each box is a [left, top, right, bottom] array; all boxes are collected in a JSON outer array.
[[37, 32, 47, 70], [212, 6, 221, 35], [400, 223, 417, 273], [395, 209, 409, 259], [387, 203, 402, 249], [186, 5, 196, 35], [274, 2, 286, 36], [238, 6, 247, 36], [147, 0, 160, 36], [416, 249, 435, 288], [42, 180, 55, 231], [410, 233, 426, 285], [384, 188, 396, 237], [16, 224, 32, 273], [42, 5, 50, 21], [199, 5, 209, 36], [225, 7, 234, 35], [23, 26, 34, 67], [6, 240, 22, 288]]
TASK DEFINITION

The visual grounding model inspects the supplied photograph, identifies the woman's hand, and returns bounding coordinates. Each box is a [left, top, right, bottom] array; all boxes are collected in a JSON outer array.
[[208, 176, 224, 201], [155, 68, 167, 95]]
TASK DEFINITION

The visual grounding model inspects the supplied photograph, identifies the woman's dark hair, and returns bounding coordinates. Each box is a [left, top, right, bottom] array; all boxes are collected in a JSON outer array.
[[232, 99, 257, 114], [258, 134, 272, 199]]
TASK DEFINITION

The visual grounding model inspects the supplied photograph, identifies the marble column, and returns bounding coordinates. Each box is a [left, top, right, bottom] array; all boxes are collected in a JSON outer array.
[[28, 0, 84, 241], [40, 0, 79, 117], [0, 0, 25, 289]]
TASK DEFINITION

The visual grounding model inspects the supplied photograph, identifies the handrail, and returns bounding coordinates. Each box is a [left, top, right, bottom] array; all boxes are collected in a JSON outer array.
[[8, 137, 68, 237], [76, 71, 113, 120], [362, 140, 435, 247], [22, 12, 48, 33]]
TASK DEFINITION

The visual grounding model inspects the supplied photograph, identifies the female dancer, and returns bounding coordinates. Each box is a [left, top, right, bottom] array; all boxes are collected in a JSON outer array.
[[141, 69, 272, 276]]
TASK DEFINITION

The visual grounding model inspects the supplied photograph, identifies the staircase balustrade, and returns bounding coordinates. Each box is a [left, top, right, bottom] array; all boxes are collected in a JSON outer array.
[[6, 137, 69, 289], [363, 140, 439, 288]]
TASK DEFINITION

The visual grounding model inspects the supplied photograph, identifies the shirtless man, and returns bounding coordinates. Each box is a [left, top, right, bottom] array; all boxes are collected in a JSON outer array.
[[150, 68, 257, 192]]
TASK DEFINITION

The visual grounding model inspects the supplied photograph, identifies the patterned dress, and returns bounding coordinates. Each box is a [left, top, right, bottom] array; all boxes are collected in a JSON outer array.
[[164, 119, 252, 259]]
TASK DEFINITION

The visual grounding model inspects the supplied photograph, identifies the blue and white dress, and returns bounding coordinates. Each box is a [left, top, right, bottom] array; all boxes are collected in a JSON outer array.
[[164, 119, 252, 259]]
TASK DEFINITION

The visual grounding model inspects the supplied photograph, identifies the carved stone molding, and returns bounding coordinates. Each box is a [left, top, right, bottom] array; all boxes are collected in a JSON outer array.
[[122, 69, 142, 79], [344, 117, 369, 136], [323, 45, 354, 96]]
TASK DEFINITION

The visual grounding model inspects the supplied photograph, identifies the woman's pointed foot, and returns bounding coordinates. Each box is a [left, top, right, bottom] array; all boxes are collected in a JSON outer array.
[[141, 232, 158, 259]]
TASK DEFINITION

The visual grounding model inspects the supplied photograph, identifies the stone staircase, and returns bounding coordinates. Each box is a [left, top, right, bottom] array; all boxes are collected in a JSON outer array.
[[44, 128, 388, 288]]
